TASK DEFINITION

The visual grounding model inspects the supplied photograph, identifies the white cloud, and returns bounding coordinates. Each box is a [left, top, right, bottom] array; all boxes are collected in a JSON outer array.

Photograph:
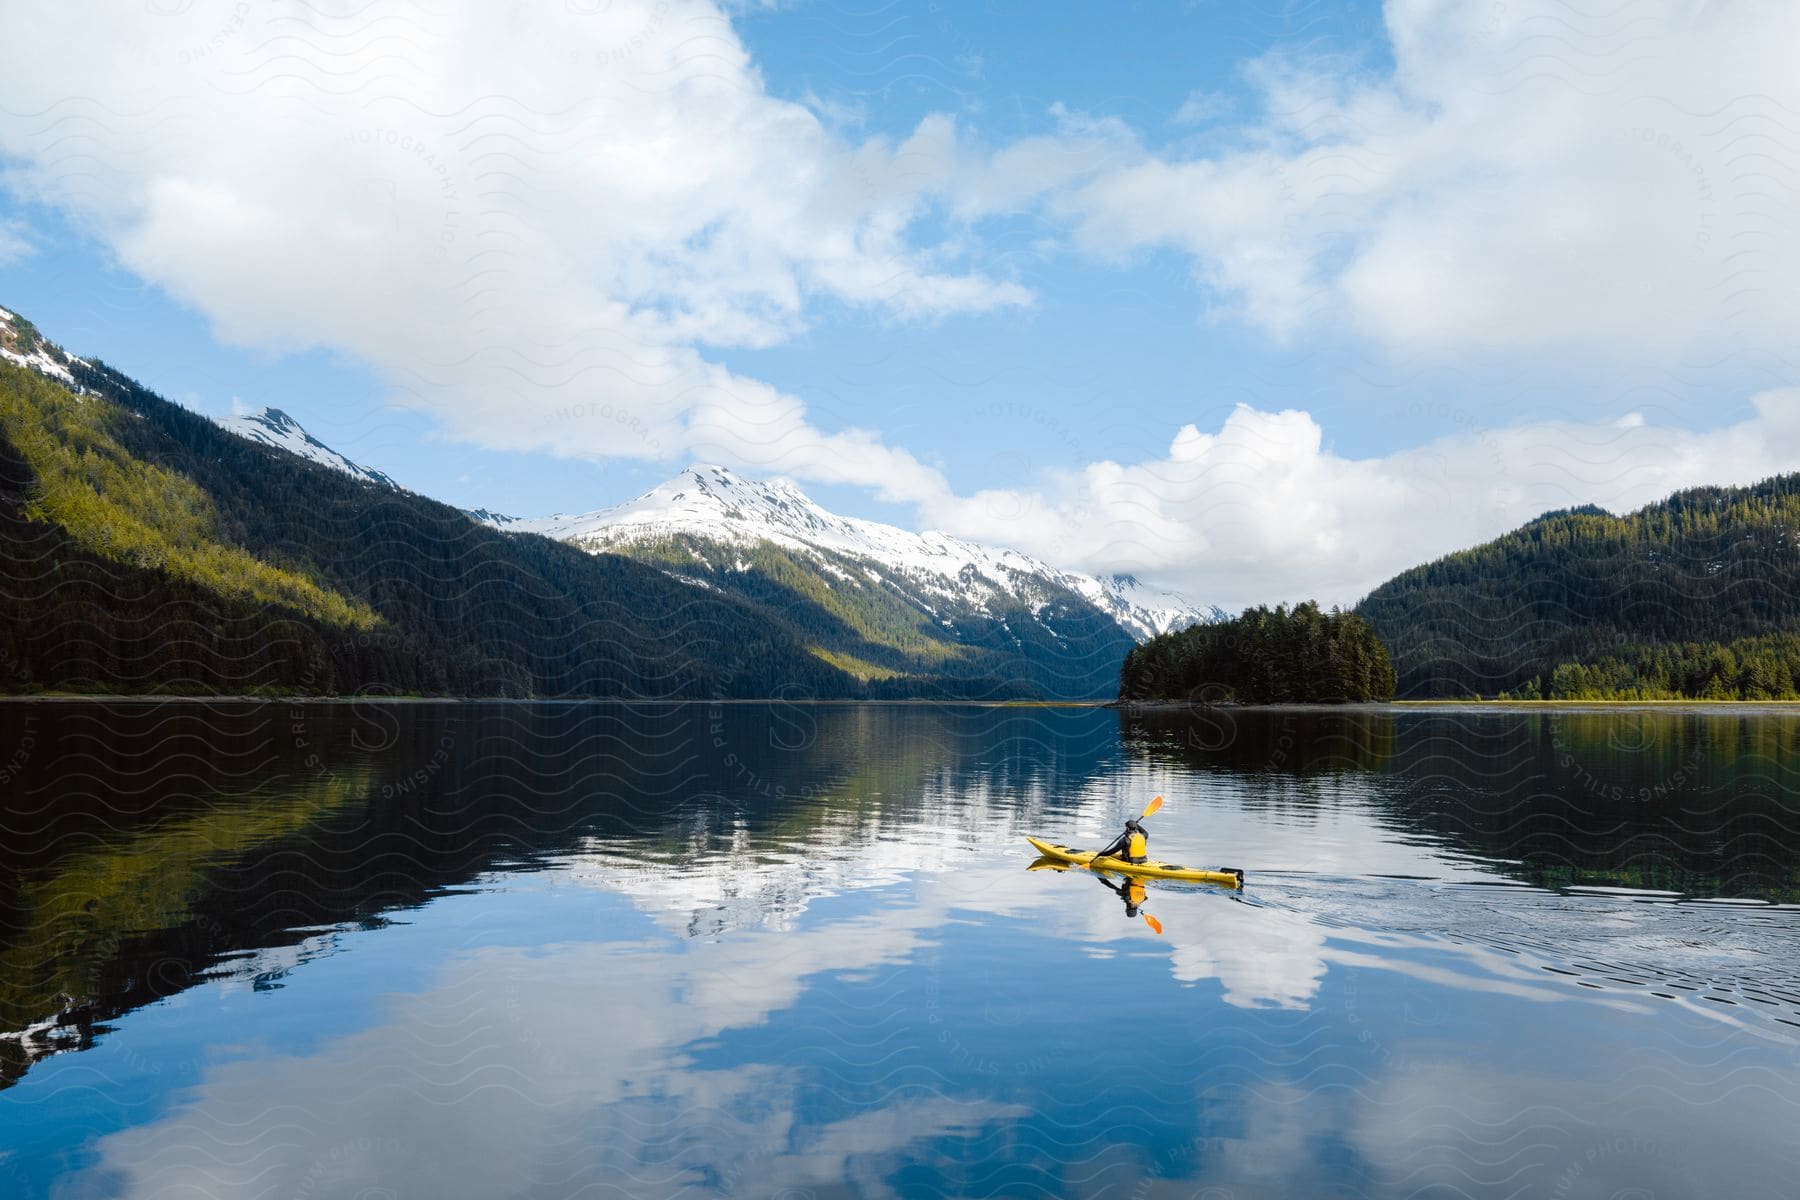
[[921, 390, 1800, 610], [1066, 0, 1800, 359], [0, 217, 31, 265], [1170, 89, 1233, 127], [3, 0, 1796, 603], [0, 0, 1028, 499]]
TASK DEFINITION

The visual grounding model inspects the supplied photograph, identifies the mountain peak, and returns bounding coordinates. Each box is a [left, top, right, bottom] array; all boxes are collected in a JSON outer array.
[[494, 464, 1218, 640], [216, 406, 398, 489], [679, 463, 806, 500], [551, 462, 851, 547]]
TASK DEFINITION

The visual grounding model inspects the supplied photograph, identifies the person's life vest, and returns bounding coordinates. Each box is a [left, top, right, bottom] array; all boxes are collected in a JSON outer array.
[[1126, 830, 1148, 860], [1125, 879, 1146, 907]]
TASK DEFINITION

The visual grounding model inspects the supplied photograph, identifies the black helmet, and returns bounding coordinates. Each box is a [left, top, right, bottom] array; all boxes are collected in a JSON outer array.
[[1125, 817, 1143, 830]]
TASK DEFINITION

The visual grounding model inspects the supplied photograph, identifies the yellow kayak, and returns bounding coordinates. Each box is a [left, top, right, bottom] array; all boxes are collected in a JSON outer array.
[[1025, 836, 1244, 888]]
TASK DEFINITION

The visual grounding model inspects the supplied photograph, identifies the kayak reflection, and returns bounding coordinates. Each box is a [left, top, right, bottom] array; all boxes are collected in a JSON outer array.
[[1096, 872, 1148, 918], [1026, 855, 1166, 934], [1095, 872, 1167, 934]]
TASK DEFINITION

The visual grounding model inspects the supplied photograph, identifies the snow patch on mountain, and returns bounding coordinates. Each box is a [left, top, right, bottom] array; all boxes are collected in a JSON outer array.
[[461, 507, 522, 527], [2, 304, 399, 491], [496, 464, 1220, 638], [0, 305, 88, 385], [216, 407, 398, 488]]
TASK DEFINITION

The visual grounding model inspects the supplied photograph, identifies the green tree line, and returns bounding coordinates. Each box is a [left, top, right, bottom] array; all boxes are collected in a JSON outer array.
[[1119, 601, 1397, 703], [1509, 631, 1800, 700]]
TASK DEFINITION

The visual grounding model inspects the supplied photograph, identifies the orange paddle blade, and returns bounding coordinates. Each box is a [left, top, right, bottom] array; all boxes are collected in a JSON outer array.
[[1139, 795, 1164, 820], [1143, 913, 1164, 935]]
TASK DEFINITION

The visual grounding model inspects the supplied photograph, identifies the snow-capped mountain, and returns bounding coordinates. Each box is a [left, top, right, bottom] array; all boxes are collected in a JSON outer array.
[[0, 305, 87, 385], [2, 307, 397, 493], [498, 464, 1220, 640], [5, 300, 1208, 649], [216, 407, 398, 488]]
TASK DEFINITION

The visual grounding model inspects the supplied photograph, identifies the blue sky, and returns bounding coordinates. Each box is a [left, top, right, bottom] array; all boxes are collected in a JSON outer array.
[[2, 0, 1796, 607]]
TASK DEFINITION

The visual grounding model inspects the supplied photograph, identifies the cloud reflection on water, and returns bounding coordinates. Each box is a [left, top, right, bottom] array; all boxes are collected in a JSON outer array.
[[12, 702, 1800, 1198]]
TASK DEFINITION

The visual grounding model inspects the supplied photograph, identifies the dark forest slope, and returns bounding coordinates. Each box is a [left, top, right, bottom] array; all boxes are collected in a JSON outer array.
[[1354, 481, 1800, 698], [0, 343, 860, 698]]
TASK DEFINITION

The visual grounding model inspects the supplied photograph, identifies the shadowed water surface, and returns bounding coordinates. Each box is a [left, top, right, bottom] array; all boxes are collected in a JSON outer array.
[[1, 701, 1797, 1198]]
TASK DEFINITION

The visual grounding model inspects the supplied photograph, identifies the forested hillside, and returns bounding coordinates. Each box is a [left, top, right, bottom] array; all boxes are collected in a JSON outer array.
[[0, 310, 912, 698], [1119, 602, 1396, 703], [1355, 481, 1800, 698], [0, 355, 865, 697], [616, 531, 1138, 700]]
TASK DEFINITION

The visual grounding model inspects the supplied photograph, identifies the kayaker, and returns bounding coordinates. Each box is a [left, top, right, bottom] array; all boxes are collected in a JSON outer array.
[[1094, 816, 1149, 864], [1096, 873, 1148, 917]]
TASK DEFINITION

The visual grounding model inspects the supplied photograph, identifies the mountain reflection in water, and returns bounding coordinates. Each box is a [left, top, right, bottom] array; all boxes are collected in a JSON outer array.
[[1, 701, 1796, 1198]]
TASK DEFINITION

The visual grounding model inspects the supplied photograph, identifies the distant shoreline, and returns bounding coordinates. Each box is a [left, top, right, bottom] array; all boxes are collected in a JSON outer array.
[[0, 694, 1113, 707], [6, 694, 1800, 714], [1116, 699, 1800, 715]]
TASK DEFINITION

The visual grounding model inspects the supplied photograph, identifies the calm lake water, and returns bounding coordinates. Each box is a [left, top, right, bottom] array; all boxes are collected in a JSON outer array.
[[2, 701, 1797, 1198]]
